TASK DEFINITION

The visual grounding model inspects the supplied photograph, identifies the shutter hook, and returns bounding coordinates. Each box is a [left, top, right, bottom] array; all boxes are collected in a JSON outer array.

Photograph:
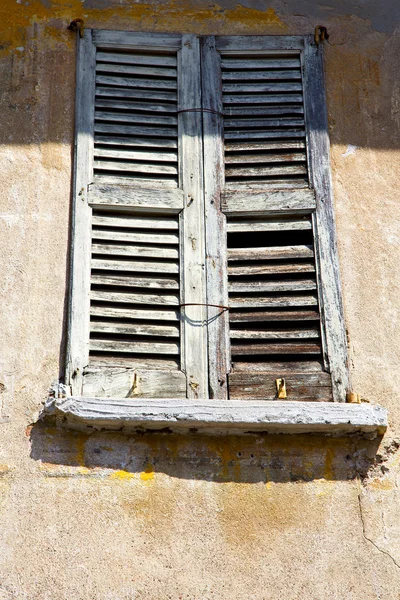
[[314, 26, 329, 45], [68, 18, 85, 39]]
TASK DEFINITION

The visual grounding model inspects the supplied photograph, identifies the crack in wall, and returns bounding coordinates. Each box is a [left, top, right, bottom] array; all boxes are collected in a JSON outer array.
[[358, 493, 400, 571]]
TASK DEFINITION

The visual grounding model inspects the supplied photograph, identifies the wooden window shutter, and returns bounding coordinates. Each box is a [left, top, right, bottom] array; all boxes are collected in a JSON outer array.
[[67, 31, 208, 399], [202, 35, 349, 402]]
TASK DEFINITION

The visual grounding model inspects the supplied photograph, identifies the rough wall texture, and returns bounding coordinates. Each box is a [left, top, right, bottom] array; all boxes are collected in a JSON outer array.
[[0, 1, 400, 598]]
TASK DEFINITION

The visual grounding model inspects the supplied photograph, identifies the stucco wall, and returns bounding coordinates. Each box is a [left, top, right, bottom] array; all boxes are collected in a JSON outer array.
[[1, 1, 400, 598]]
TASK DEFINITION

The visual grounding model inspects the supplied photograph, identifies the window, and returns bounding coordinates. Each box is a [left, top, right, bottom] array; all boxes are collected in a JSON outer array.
[[66, 30, 350, 406]]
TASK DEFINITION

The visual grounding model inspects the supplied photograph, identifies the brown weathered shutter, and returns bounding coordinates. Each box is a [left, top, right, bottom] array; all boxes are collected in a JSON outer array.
[[67, 31, 208, 399], [202, 35, 348, 402]]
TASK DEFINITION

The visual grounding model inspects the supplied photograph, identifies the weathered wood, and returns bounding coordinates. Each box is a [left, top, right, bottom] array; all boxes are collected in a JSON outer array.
[[227, 218, 311, 232], [88, 184, 184, 212], [225, 153, 306, 165], [90, 322, 180, 337], [91, 230, 178, 246], [66, 30, 96, 395], [90, 305, 179, 321], [225, 140, 305, 151], [223, 93, 303, 105], [91, 290, 180, 306], [91, 214, 178, 230], [94, 122, 177, 138], [93, 160, 178, 176], [222, 69, 302, 81], [201, 36, 230, 398], [90, 340, 180, 355], [47, 397, 387, 437], [303, 37, 349, 401], [178, 34, 208, 398], [224, 129, 305, 141], [229, 309, 320, 322], [94, 148, 178, 163], [230, 328, 320, 340], [232, 360, 324, 372], [216, 36, 304, 51], [83, 368, 186, 398], [228, 263, 315, 276], [220, 58, 301, 69], [95, 75, 177, 90], [89, 356, 180, 370], [224, 117, 304, 128], [95, 98, 178, 114], [229, 295, 318, 308], [95, 86, 178, 103], [94, 134, 178, 149], [228, 372, 332, 401], [91, 258, 179, 274], [95, 110, 178, 126], [231, 342, 321, 355], [228, 279, 317, 293], [222, 189, 316, 214], [96, 63, 177, 79], [91, 274, 179, 289], [91, 243, 179, 260], [93, 30, 182, 49], [96, 51, 177, 67], [223, 81, 302, 93], [225, 165, 307, 178], [225, 180, 308, 191], [224, 106, 304, 117], [228, 245, 313, 261]]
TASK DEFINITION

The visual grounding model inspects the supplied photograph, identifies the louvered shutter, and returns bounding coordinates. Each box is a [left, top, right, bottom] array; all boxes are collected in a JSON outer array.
[[202, 35, 349, 402], [67, 31, 208, 399]]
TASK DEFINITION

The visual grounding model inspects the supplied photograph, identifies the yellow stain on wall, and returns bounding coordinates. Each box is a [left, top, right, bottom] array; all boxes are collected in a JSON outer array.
[[0, 0, 286, 55], [323, 447, 334, 480], [109, 469, 135, 481], [140, 463, 155, 481]]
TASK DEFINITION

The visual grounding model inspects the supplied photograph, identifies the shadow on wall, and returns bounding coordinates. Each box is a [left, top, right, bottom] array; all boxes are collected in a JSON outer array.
[[29, 421, 383, 483]]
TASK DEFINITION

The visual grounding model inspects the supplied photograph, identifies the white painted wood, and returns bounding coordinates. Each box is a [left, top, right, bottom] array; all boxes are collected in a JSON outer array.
[[90, 305, 179, 321], [224, 117, 304, 128], [91, 214, 178, 230], [91, 258, 179, 274], [225, 153, 307, 165], [93, 30, 182, 50], [216, 37, 305, 51], [228, 279, 316, 292], [90, 290, 180, 306], [93, 148, 178, 162], [228, 262, 315, 276], [223, 93, 303, 105], [46, 397, 388, 438], [96, 51, 177, 67], [91, 230, 179, 245], [178, 35, 208, 399], [95, 134, 178, 149], [91, 274, 179, 289], [225, 106, 304, 117], [95, 86, 177, 102], [226, 165, 307, 177], [230, 328, 320, 340], [224, 129, 305, 140], [89, 357, 180, 370], [94, 122, 177, 138], [222, 189, 316, 215], [66, 30, 96, 395], [95, 99, 178, 114], [82, 368, 186, 398], [227, 218, 311, 232], [222, 69, 301, 81], [220, 57, 301, 69], [223, 82, 303, 93], [91, 243, 179, 260], [96, 63, 177, 78], [93, 161, 178, 176], [95, 75, 177, 90], [90, 322, 179, 337], [94, 110, 178, 126], [229, 295, 318, 308], [228, 245, 313, 261], [225, 140, 305, 151], [88, 184, 184, 212], [303, 36, 350, 402], [201, 36, 230, 399], [90, 340, 179, 355]]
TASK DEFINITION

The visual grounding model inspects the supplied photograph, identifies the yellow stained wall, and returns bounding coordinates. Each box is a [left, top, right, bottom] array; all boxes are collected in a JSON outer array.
[[1, 1, 400, 598]]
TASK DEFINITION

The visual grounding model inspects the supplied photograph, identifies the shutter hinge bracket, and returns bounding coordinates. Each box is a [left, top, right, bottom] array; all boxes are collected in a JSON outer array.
[[68, 18, 85, 39], [276, 378, 287, 399], [314, 26, 329, 45]]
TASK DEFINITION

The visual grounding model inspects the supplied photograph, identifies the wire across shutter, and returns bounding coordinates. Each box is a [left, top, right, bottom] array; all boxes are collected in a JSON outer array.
[[93, 49, 179, 187]]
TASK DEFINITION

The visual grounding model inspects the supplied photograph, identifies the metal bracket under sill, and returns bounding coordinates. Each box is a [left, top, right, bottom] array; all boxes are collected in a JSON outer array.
[[44, 397, 388, 439]]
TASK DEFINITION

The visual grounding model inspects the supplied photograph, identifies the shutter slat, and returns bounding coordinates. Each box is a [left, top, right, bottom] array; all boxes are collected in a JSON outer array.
[[92, 214, 178, 229], [92, 230, 179, 245], [225, 106, 304, 117], [231, 343, 322, 355], [228, 263, 315, 276], [94, 123, 178, 137], [224, 118, 304, 128], [94, 148, 178, 163], [228, 372, 332, 401], [90, 322, 180, 337], [225, 153, 306, 165], [224, 129, 305, 141], [94, 134, 178, 149], [230, 328, 320, 339], [229, 279, 317, 292], [227, 218, 312, 232], [91, 305, 179, 321], [229, 295, 318, 308], [91, 274, 179, 289], [225, 140, 305, 151], [228, 245, 314, 261], [95, 99, 178, 113], [92, 243, 179, 260], [221, 58, 301, 69], [96, 86, 177, 102], [225, 165, 307, 178], [96, 63, 177, 78], [91, 290, 180, 306], [93, 161, 178, 176], [222, 69, 302, 81], [91, 258, 179, 274], [96, 75, 177, 90], [229, 309, 320, 322], [96, 51, 177, 67], [90, 340, 180, 355], [95, 111, 178, 126], [223, 94, 303, 104]]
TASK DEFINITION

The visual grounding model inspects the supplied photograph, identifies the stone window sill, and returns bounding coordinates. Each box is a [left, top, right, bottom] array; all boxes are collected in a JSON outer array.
[[45, 397, 388, 439]]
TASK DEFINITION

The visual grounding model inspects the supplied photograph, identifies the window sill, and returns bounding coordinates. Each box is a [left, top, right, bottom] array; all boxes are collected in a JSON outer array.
[[45, 397, 388, 439]]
